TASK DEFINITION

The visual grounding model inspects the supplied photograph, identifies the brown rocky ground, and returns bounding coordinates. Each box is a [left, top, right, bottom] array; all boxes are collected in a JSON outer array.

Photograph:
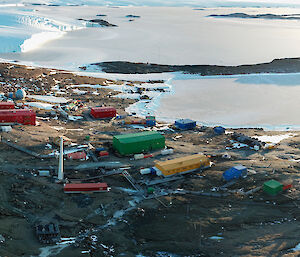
[[0, 62, 300, 257]]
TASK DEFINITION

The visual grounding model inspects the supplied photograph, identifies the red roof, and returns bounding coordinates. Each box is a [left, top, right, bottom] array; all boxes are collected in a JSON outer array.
[[0, 102, 14, 109]]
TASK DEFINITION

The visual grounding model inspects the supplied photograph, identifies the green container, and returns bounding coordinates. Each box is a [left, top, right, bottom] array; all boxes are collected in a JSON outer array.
[[263, 179, 283, 196], [147, 187, 155, 194], [146, 116, 155, 120], [113, 131, 165, 155]]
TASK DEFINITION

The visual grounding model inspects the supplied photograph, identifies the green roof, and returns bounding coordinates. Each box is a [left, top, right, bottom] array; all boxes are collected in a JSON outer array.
[[114, 131, 163, 144], [263, 179, 283, 196], [264, 179, 282, 189]]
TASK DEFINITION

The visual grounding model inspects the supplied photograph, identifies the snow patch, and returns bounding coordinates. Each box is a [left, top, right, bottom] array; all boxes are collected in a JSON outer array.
[[27, 95, 70, 103], [291, 242, 300, 251], [25, 101, 54, 110], [21, 31, 65, 52], [254, 134, 294, 144]]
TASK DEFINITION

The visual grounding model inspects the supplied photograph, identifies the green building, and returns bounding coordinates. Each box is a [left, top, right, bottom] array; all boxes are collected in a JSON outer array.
[[263, 179, 283, 196], [113, 131, 165, 155]]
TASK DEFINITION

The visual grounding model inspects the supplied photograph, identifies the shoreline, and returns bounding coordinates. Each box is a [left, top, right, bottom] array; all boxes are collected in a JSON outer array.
[[2, 61, 300, 131]]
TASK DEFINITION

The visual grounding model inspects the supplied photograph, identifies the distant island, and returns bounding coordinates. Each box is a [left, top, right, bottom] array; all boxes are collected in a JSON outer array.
[[82, 57, 300, 75], [209, 13, 300, 20]]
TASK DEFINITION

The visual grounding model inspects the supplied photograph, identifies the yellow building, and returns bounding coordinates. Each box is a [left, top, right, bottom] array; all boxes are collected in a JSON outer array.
[[154, 154, 210, 177]]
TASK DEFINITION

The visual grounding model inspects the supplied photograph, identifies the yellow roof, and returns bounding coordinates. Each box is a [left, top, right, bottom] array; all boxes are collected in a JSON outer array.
[[155, 154, 209, 171]]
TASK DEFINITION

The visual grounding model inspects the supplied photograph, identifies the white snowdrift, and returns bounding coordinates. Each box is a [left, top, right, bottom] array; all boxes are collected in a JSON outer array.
[[21, 31, 65, 52], [25, 101, 54, 109], [27, 95, 69, 103]]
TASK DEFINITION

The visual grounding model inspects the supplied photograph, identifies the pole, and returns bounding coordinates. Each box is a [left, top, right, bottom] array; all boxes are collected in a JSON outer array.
[[58, 137, 64, 181]]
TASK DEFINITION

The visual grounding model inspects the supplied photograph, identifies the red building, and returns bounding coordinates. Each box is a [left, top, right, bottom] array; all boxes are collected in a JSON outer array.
[[0, 102, 15, 109], [0, 109, 36, 125], [90, 107, 116, 119], [64, 183, 108, 193]]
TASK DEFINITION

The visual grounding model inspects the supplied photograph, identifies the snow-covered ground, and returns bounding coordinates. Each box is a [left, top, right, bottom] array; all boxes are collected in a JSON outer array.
[[3, 6, 300, 67]]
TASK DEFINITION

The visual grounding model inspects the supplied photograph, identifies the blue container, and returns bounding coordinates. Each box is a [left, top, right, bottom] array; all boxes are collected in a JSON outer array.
[[214, 126, 226, 135], [223, 165, 247, 181], [150, 167, 157, 175], [146, 119, 156, 126], [7, 92, 13, 99], [116, 115, 126, 120], [95, 147, 106, 154], [175, 119, 196, 130]]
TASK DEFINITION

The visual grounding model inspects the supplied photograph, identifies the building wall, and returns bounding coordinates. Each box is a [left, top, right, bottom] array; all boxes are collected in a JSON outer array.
[[113, 136, 165, 155], [155, 154, 210, 177]]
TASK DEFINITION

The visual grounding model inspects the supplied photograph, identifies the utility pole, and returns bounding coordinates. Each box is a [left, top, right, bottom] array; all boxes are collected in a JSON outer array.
[[57, 137, 64, 181]]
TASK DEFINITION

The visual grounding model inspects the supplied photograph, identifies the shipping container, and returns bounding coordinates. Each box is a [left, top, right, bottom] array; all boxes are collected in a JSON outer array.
[[67, 151, 87, 160], [223, 165, 247, 181], [90, 107, 116, 119], [146, 116, 156, 126], [39, 170, 50, 177], [0, 109, 36, 125], [175, 119, 196, 130], [146, 120, 156, 126], [98, 151, 109, 157], [113, 131, 165, 155], [0, 102, 14, 109], [154, 154, 210, 177], [64, 183, 108, 193], [146, 116, 155, 120], [263, 180, 283, 196], [95, 147, 106, 154]]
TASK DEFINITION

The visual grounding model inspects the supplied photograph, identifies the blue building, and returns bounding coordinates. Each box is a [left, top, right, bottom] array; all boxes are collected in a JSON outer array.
[[223, 165, 247, 181], [214, 126, 226, 135], [175, 119, 196, 130]]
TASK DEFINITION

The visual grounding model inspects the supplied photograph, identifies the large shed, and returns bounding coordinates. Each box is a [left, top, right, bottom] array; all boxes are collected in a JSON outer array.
[[113, 131, 165, 155], [64, 183, 108, 193], [0, 109, 36, 125], [90, 107, 116, 119], [154, 154, 210, 177], [0, 102, 14, 109], [175, 119, 196, 130]]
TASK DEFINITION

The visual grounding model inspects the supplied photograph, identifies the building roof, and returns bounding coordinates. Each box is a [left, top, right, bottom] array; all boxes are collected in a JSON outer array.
[[91, 107, 116, 111], [64, 183, 107, 190], [175, 119, 196, 124], [114, 131, 164, 144], [155, 154, 209, 171]]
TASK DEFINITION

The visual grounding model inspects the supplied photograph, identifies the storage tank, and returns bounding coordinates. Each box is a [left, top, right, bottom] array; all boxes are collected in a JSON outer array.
[[15, 89, 26, 100]]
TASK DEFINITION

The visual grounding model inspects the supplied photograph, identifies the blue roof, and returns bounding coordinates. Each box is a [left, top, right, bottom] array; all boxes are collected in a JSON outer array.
[[175, 119, 196, 124]]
